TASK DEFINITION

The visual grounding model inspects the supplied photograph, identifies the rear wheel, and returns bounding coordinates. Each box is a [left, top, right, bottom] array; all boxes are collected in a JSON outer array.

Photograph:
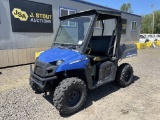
[[116, 63, 133, 87], [53, 78, 87, 116]]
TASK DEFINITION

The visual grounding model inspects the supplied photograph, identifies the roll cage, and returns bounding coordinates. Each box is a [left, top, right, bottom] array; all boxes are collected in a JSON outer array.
[[53, 9, 122, 61]]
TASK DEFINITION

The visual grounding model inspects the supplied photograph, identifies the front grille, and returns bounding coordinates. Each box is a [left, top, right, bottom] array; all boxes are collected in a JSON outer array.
[[35, 66, 43, 77], [34, 60, 57, 78], [36, 60, 45, 67]]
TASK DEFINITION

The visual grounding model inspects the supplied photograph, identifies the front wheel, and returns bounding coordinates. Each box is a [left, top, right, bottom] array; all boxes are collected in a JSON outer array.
[[116, 63, 134, 87], [53, 78, 87, 116], [29, 80, 44, 93]]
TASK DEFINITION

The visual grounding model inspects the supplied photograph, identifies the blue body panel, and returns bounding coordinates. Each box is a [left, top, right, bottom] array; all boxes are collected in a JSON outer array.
[[38, 48, 89, 72]]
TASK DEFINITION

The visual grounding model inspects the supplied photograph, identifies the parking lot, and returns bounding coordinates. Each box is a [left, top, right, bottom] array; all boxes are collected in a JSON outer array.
[[0, 47, 160, 120]]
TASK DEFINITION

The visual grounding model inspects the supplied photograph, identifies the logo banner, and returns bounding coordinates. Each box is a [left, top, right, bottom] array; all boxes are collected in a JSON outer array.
[[9, 0, 53, 33]]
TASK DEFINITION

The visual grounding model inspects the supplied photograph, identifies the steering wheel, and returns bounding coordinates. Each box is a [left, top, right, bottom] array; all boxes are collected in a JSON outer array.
[[86, 44, 92, 54]]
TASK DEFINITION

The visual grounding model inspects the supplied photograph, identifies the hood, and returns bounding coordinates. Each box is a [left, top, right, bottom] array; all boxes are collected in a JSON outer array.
[[38, 47, 84, 63]]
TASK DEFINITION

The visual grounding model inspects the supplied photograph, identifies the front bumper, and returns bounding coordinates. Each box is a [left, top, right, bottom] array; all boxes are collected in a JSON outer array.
[[30, 65, 57, 89]]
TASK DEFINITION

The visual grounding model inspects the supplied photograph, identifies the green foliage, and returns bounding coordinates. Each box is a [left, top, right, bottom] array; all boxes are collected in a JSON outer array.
[[141, 10, 160, 34], [120, 3, 133, 13]]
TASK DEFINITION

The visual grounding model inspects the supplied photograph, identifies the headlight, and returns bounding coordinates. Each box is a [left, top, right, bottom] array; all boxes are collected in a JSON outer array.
[[56, 60, 64, 66]]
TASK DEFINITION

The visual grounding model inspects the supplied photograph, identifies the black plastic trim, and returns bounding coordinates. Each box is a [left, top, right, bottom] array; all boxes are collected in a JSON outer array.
[[30, 65, 57, 88]]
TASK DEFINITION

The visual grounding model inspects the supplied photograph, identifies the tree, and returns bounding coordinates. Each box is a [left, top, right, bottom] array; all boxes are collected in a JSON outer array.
[[120, 3, 133, 13], [141, 10, 160, 34], [154, 10, 160, 34]]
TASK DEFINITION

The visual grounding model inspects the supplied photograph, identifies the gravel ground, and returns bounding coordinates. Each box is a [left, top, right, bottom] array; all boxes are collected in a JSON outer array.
[[0, 47, 160, 120]]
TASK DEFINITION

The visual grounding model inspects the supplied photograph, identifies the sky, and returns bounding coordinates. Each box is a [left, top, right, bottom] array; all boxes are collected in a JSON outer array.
[[86, 0, 160, 15]]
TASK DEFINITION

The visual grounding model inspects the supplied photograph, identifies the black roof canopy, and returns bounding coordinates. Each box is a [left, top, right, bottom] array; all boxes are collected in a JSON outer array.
[[60, 9, 122, 20]]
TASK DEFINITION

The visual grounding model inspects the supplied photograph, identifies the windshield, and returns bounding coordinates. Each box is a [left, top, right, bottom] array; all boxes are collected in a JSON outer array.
[[54, 16, 92, 45]]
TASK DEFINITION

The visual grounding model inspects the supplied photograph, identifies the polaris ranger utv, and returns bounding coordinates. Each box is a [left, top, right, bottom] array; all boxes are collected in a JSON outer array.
[[30, 9, 137, 115]]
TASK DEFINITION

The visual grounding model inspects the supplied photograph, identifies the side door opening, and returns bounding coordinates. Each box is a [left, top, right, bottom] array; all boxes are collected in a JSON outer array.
[[86, 16, 119, 85]]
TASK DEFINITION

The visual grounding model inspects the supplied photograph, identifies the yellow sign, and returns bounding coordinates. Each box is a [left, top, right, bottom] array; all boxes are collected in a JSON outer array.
[[12, 8, 28, 21]]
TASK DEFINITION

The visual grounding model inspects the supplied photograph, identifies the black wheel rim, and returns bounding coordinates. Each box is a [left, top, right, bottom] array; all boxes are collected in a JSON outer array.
[[124, 71, 131, 82], [67, 89, 81, 107]]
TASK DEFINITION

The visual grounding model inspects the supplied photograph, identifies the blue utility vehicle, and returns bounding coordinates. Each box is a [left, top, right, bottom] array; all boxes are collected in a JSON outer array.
[[30, 9, 137, 115]]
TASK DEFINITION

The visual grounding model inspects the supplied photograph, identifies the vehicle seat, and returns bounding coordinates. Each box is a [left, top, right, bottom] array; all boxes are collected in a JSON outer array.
[[88, 35, 115, 62], [87, 54, 109, 62]]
